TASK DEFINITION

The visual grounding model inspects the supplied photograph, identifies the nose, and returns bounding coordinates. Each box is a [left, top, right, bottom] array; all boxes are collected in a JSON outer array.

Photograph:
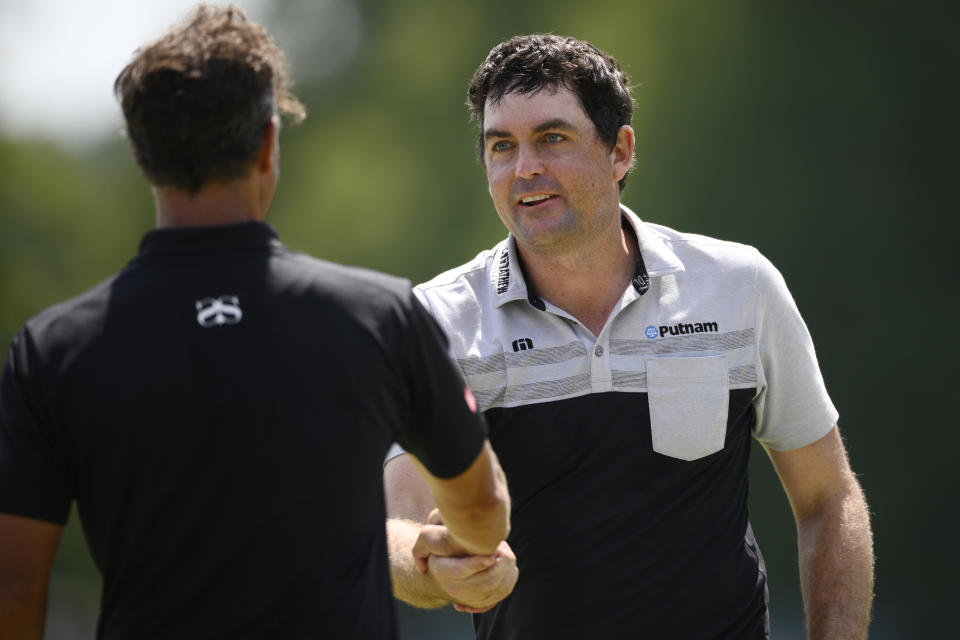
[[514, 143, 544, 179]]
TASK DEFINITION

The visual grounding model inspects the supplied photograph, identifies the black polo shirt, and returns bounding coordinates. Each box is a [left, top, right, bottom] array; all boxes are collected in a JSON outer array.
[[0, 222, 486, 638]]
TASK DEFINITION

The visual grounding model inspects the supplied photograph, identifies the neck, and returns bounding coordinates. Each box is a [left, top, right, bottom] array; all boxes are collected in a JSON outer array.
[[153, 176, 269, 229], [518, 217, 637, 336]]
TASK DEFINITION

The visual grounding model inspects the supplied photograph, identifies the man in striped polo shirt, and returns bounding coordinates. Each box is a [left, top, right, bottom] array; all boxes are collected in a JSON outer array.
[[386, 34, 874, 639]]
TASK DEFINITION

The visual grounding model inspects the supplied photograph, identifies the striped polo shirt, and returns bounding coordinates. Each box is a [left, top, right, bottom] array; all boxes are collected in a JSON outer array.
[[407, 204, 837, 639]]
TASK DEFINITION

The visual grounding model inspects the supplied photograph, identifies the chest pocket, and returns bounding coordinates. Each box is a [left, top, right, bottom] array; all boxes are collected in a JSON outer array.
[[646, 355, 729, 461]]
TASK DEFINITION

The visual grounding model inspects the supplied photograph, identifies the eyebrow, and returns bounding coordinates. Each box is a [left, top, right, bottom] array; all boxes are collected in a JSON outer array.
[[483, 118, 578, 141], [532, 118, 577, 134]]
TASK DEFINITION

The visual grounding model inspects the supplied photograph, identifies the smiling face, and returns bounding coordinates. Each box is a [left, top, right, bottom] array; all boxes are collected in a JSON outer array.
[[482, 87, 633, 256]]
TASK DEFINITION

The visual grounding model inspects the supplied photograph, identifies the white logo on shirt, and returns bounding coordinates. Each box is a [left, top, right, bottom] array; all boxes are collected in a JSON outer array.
[[195, 296, 243, 328]]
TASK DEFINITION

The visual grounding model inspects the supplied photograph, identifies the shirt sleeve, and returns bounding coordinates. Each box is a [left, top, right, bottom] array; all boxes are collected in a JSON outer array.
[[392, 291, 487, 479], [751, 252, 838, 451], [0, 329, 74, 523]]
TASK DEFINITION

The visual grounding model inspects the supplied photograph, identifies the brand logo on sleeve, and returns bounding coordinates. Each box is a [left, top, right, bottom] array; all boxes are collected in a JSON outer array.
[[646, 321, 718, 338], [464, 386, 478, 413], [195, 296, 243, 328]]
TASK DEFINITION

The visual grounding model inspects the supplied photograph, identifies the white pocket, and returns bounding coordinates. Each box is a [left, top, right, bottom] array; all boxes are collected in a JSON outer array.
[[646, 355, 729, 461]]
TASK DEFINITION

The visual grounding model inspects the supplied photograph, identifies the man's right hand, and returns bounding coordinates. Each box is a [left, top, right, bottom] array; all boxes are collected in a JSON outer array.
[[385, 452, 517, 612], [429, 539, 518, 613], [413, 516, 518, 613]]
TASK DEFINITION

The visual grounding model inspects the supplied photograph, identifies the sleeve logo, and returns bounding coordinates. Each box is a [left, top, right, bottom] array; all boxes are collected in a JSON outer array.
[[195, 296, 243, 328], [464, 386, 478, 414]]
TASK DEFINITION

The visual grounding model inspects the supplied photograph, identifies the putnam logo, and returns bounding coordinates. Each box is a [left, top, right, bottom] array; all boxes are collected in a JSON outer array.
[[646, 321, 719, 339]]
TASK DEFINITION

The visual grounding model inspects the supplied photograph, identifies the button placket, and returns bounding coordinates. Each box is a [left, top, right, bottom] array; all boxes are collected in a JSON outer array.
[[590, 332, 612, 392]]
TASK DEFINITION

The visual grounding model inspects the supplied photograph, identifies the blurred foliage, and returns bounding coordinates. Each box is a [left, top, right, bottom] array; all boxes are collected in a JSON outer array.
[[0, 0, 955, 638]]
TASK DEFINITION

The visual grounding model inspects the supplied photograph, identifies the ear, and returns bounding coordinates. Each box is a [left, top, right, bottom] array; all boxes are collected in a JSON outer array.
[[611, 125, 635, 184], [256, 117, 279, 175]]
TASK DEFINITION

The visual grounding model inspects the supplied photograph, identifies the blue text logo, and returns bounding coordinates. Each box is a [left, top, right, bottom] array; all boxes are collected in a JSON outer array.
[[645, 326, 659, 339]]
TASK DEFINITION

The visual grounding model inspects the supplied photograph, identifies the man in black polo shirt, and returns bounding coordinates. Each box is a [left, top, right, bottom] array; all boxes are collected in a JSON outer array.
[[385, 35, 874, 639], [0, 6, 510, 638]]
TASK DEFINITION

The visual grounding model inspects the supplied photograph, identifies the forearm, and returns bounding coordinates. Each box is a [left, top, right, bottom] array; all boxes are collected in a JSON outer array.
[[386, 518, 451, 609], [437, 464, 510, 557], [0, 585, 47, 640], [409, 444, 510, 558], [796, 484, 874, 640], [0, 514, 61, 639]]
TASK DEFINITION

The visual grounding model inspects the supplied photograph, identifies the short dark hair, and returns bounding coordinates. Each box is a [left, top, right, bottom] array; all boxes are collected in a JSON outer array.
[[114, 4, 306, 193], [467, 34, 634, 191]]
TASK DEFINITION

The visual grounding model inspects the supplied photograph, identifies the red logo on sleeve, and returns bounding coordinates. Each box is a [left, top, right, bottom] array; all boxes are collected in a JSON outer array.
[[464, 386, 478, 414]]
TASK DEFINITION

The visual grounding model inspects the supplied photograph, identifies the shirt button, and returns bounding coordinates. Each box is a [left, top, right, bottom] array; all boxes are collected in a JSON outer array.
[[594, 344, 604, 357]]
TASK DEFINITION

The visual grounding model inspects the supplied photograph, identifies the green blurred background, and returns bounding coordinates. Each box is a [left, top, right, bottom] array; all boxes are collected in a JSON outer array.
[[1, 1, 955, 638]]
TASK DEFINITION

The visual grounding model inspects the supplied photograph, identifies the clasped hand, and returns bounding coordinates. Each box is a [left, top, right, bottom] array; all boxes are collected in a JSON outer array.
[[411, 509, 518, 613]]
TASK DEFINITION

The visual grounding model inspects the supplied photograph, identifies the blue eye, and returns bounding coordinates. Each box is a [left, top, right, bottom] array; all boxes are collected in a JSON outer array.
[[545, 133, 564, 143], [491, 141, 511, 153]]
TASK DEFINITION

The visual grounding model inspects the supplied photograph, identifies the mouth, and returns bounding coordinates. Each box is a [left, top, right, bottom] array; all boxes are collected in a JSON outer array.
[[518, 194, 557, 207]]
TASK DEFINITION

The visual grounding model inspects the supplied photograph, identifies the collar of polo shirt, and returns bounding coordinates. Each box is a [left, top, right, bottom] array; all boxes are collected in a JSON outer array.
[[489, 204, 686, 309]]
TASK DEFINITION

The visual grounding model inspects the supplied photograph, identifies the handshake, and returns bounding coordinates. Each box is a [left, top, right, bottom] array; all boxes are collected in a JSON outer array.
[[386, 447, 518, 614], [411, 508, 519, 613]]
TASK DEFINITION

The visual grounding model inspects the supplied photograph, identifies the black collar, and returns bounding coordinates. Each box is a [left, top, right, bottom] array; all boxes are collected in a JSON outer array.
[[136, 221, 279, 258], [510, 215, 650, 312], [622, 217, 651, 295]]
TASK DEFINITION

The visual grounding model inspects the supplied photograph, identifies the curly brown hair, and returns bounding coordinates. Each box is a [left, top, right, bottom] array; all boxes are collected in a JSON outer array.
[[467, 34, 634, 191], [115, 5, 306, 192]]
